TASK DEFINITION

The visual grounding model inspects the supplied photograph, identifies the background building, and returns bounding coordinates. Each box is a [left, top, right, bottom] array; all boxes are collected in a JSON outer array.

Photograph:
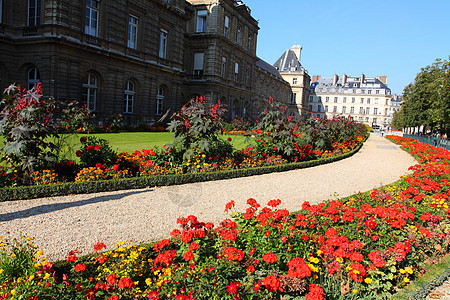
[[0, 0, 292, 124], [310, 74, 393, 128], [273, 45, 311, 117]]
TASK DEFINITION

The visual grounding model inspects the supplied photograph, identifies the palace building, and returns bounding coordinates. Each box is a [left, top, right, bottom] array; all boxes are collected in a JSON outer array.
[[309, 74, 393, 128], [0, 0, 293, 124]]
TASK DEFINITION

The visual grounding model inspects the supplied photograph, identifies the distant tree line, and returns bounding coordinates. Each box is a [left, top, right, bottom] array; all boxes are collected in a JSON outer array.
[[392, 56, 450, 135]]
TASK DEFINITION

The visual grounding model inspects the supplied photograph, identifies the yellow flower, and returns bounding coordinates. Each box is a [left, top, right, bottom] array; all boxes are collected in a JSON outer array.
[[43, 273, 50, 280], [36, 250, 44, 257], [10, 289, 16, 296], [364, 278, 372, 284], [399, 269, 406, 274], [0, 269, 3, 275], [145, 278, 152, 286], [404, 278, 410, 283], [406, 267, 413, 274], [10, 253, 15, 258], [34, 263, 41, 268], [309, 256, 319, 264], [28, 275, 35, 281], [317, 250, 323, 256], [336, 257, 343, 263], [352, 289, 358, 294]]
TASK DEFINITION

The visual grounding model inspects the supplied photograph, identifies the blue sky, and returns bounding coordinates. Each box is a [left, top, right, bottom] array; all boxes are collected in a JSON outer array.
[[243, 0, 450, 95]]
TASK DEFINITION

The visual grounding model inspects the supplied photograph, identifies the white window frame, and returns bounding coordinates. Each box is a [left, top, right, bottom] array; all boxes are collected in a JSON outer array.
[[224, 16, 229, 37], [85, 0, 99, 37], [342, 106, 346, 114], [156, 87, 164, 115], [374, 108, 378, 115], [159, 29, 168, 59], [221, 57, 226, 78], [83, 73, 98, 111], [28, 0, 41, 26], [196, 10, 207, 33], [28, 67, 40, 90], [124, 81, 135, 113], [127, 15, 138, 49], [234, 62, 239, 81]]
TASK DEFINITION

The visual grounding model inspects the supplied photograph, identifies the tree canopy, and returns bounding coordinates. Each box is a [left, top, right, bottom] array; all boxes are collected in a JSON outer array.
[[392, 56, 450, 134]]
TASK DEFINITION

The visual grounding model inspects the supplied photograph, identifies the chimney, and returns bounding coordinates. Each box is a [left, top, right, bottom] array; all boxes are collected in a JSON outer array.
[[291, 45, 302, 62], [333, 74, 338, 86], [342, 74, 347, 85], [360, 74, 365, 84], [377, 75, 387, 84], [312, 75, 321, 83]]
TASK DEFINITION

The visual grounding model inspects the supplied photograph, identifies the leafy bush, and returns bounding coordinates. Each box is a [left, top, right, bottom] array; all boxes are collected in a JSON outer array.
[[167, 97, 234, 162], [0, 84, 58, 184], [77, 136, 118, 168]]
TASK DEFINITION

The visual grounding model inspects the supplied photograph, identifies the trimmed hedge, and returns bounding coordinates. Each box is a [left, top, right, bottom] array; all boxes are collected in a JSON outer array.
[[0, 141, 365, 202]]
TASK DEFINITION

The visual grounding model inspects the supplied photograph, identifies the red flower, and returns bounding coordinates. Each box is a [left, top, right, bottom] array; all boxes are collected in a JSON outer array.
[[263, 275, 280, 292], [224, 247, 245, 261], [118, 277, 135, 289], [273, 147, 277, 151], [86, 145, 94, 151], [189, 242, 200, 251], [227, 137, 232, 142], [74, 263, 87, 273], [253, 280, 262, 292], [106, 274, 118, 285], [262, 252, 278, 263], [154, 239, 170, 252], [76, 150, 82, 157], [94, 242, 106, 251], [183, 251, 194, 261], [226, 282, 241, 295], [113, 164, 119, 171], [306, 284, 325, 300], [94, 144, 101, 151], [287, 257, 311, 279], [80, 137, 87, 143], [348, 262, 366, 282], [225, 200, 235, 212], [108, 295, 119, 300]]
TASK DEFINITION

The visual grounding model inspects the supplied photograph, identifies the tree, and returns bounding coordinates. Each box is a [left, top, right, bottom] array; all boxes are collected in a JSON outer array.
[[397, 56, 450, 134]]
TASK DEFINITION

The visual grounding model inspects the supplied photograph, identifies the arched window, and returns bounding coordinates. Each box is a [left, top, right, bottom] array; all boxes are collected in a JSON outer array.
[[83, 72, 97, 111], [124, 80, 135, 113], [27, 67, 40, 90], [156, 86, 164, 115]]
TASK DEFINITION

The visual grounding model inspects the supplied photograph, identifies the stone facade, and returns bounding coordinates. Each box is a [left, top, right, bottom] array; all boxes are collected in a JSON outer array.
[[0, 0, 291, 124], [310, 74, 393, 129], [273, 45, 311, 117]]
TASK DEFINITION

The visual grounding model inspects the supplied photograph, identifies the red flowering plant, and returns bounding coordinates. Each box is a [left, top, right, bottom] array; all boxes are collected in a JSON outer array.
[[166, 97, 234, 167], [77, 136, 118, 168]]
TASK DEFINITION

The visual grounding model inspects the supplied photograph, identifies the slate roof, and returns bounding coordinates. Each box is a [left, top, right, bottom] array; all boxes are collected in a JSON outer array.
[[256, 59, 283, 79], [273, 49, 305, 73], [311, 76, 391, 94]]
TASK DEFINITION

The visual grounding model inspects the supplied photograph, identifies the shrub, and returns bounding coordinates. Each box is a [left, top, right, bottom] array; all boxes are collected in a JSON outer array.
[[166, 97, 233, 162], [77, 136, 117, 168]]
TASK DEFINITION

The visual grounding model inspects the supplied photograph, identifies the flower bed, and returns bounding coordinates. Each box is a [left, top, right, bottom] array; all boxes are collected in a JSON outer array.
[[1, 136, 449, 299]]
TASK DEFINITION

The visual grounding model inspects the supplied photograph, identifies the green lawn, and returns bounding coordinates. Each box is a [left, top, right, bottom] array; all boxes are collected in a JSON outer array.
[[1, 132, 253, 162]]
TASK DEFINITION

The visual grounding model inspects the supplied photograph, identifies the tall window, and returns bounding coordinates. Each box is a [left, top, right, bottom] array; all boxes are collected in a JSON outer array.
[[374, 108, 378, 115], [234, 63, 239, 82], [366, 107, 370, 115], [127, 15, 138, 49], [360, 98, 364, 104], [374, 98, 379, 104], [247, 34, 252, 51], [350, 106, 354, 113], [0, 0, 3, 24], [224, 16, 229, 37], [27, 67, 40, 90], [343, 97, 347, 103], [291, 93, 297, 104], [83, 73, 97, 111], [352, 97, 355, 103], [196, 10, 207, 33], [159, 29, 167, 58], [193, 52, 204, 79], [333, 106, 337, 113], [367, 98, 371, 104], [342, 106, 346, 113], [85, 0, 99, 37], [28, 0, 41, 26], [221, 57, 226, 78], [309, 96, 313, 102], [244, 68, 249, 85], [237, 27, 241, 45], [124, 81, 135, 113], [325, 97, 329, 102], [334, 97, 338, 103], [156, 87, 164, 115], [325, 105, 328, 112], [359, 107, 364, 114]]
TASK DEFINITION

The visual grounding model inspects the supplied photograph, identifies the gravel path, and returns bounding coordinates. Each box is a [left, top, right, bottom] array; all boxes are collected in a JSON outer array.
[[0, 135, 417, 262]]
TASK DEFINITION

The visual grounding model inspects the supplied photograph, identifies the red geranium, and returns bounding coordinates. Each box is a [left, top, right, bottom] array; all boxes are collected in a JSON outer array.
[[306, 284, 325, 300], [94, 242, 106, 251], [183, 251, 194, 261], [74, 263, 87, 273], [262, 252, 278, 263], [94, 144, 101, 151], [118, 277, 135, 289], [263, 275, 280, 292], [76, 150, 82, 157]]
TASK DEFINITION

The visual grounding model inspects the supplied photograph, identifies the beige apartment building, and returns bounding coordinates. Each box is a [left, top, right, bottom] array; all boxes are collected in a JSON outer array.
[[273, 45, 311, 117], [0, 0, 292, 124], [310, 74, 393, 128]]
